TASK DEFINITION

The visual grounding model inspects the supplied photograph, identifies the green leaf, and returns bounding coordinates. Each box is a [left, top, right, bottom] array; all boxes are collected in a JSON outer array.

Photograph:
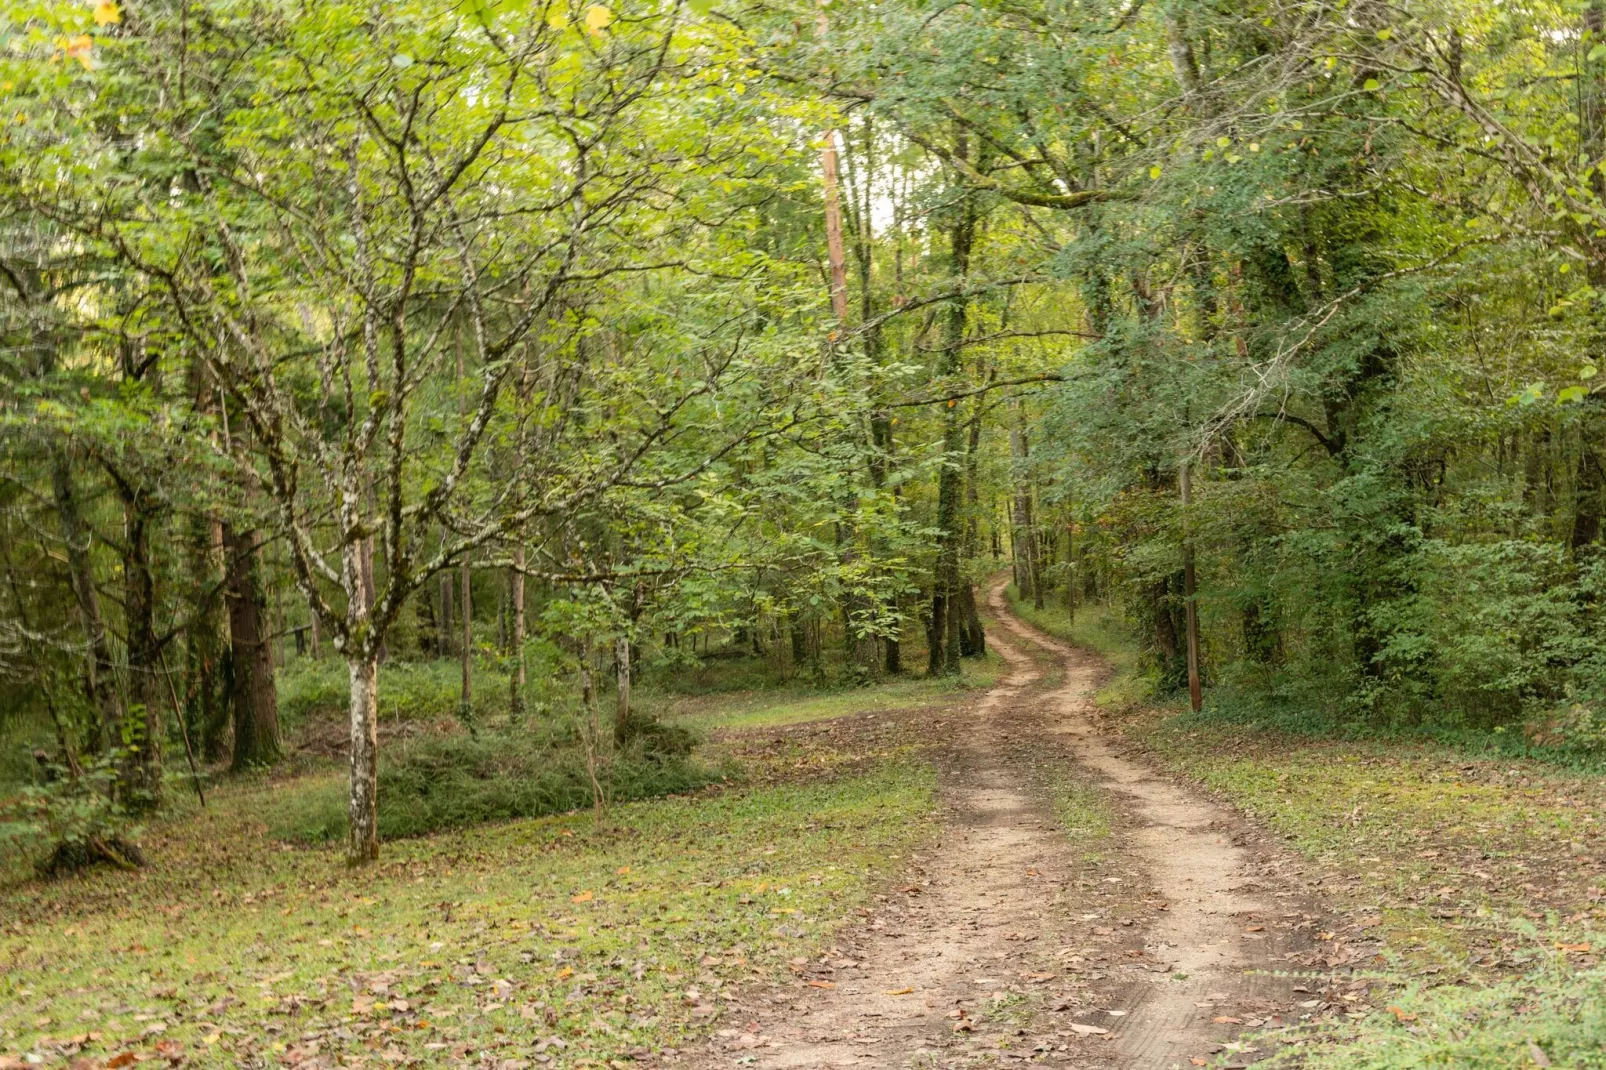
[[1363, 78, 1381, 91], [1590, 43, 1606, 61], [1559, 385, 1588, 403], [1375, 27, 1393, 40]]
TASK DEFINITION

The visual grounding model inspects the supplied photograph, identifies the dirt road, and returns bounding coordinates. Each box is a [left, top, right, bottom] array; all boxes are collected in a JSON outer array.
[[685, 578, 1317, 1069]]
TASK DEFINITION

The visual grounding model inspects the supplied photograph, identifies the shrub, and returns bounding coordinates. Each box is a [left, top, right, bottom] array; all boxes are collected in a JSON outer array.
[[271, 714, 727, 843], [0, 754, 145, 878]]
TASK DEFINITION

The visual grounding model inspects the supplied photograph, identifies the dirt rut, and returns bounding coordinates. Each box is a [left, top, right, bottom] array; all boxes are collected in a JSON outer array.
[[684, 580, 1305, 1069]]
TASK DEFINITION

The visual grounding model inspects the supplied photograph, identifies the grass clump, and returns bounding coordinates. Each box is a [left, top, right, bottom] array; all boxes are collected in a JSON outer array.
[[1265, 955, 1606, 1069], [272, 716, 725, 843]]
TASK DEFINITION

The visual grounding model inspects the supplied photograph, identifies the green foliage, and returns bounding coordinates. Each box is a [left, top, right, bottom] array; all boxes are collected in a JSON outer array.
[[0, 753, 143, 878], [272, 717, 725, 844]]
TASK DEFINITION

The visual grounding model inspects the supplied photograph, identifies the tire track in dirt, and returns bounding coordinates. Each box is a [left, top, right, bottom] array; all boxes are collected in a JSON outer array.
[[681, 577, 1309, 1070], [986, 578, 1302, 1068]]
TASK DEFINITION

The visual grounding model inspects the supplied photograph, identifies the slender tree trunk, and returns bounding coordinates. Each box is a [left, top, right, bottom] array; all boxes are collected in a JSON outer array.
[[346, 652, 380, 865], [614, 635, 631, 743], [439, 570, 454, 657], [119, 485, 164, 807], [1009, 403, 1041, 609], [51, 451, 122, 752], [930, 144, 976, 677], [1180, 461, 1203, 712], [224, 525, 282, 769], [459, 558, 473, 716], [509, 545, 527, 717]]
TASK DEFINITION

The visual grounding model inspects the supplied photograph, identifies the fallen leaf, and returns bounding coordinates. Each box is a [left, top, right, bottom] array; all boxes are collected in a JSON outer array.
[[1192, 1060, 1209, 1067], [1069, 1023, 1109, 1036], [1387, 1006, 1417, 1022], [571, 890, 593, 903], [806, 980, 836, 989], [1557, 943, 1591, 953], [1213, 1016, 1244, 1024], [107, 1055, 138, 1069], [885, 987, 913, 995], [1529, 1041, 1552, 1067]]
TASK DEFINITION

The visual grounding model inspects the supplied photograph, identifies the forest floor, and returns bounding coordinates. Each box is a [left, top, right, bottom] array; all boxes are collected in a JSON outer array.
[[10, 584, 1606, 1069]]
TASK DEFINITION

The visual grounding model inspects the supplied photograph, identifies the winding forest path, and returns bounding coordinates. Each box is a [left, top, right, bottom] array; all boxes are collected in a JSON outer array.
[[685, 578, 1314, 1070]]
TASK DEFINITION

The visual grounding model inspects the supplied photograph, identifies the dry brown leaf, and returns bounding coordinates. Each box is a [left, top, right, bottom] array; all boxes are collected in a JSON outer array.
[[806, 980, 835, 989], [1069, 1023, 1109, 1035], [885, 987, 914, 995]]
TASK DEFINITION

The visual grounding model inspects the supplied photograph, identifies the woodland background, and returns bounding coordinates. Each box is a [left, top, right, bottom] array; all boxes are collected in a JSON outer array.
[[5, 0, 1606, 866]]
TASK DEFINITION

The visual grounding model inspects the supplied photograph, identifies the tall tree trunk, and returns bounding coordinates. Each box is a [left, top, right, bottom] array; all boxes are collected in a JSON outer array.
[[509, 545, 527, 717], [1180, 461, 1203, 712], [118, 482, 164, 808], [930, 145, 977, 677], [346, 651, 380, 866], [1008, 401, 1042, 611], [459, 558, 473, 717], [345, 529, 381, 866], [614, 635, 631, 743], [187, 513, 229, 763], [224, 525, 282, 769], [439, 569, 455, 657], [51, 450, 122, 752]]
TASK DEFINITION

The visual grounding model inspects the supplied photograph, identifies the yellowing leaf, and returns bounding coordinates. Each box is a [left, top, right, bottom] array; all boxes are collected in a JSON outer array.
[[885, 986, 914, 995], [548, 10, 570, 28], [64, 34, 94, 70], [93, 1, 121, 25], [1375, 26, 1393, 40], [584, 4, 613, 32], [1149, 165, 1162, 180]]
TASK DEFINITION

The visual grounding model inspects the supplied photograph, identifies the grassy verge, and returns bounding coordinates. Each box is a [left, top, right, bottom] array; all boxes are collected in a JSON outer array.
[[1, 760, 937, 1069]]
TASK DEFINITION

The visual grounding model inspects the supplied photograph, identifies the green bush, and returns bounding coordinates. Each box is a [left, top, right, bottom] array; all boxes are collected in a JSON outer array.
[[271, 715, 727, 843], [0, 753, 145, 877]]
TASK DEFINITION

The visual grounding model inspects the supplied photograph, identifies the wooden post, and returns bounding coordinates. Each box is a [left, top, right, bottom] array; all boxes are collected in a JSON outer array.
[[1180, 459, 1202, 713]]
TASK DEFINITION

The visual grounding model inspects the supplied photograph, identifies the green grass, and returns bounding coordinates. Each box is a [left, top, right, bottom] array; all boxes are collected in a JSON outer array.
[[1053, 779, 1114, 863], [659, 651, 1006, 732], [1263, 960, 1606, 1069], [0, 760, 938, 1068]]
